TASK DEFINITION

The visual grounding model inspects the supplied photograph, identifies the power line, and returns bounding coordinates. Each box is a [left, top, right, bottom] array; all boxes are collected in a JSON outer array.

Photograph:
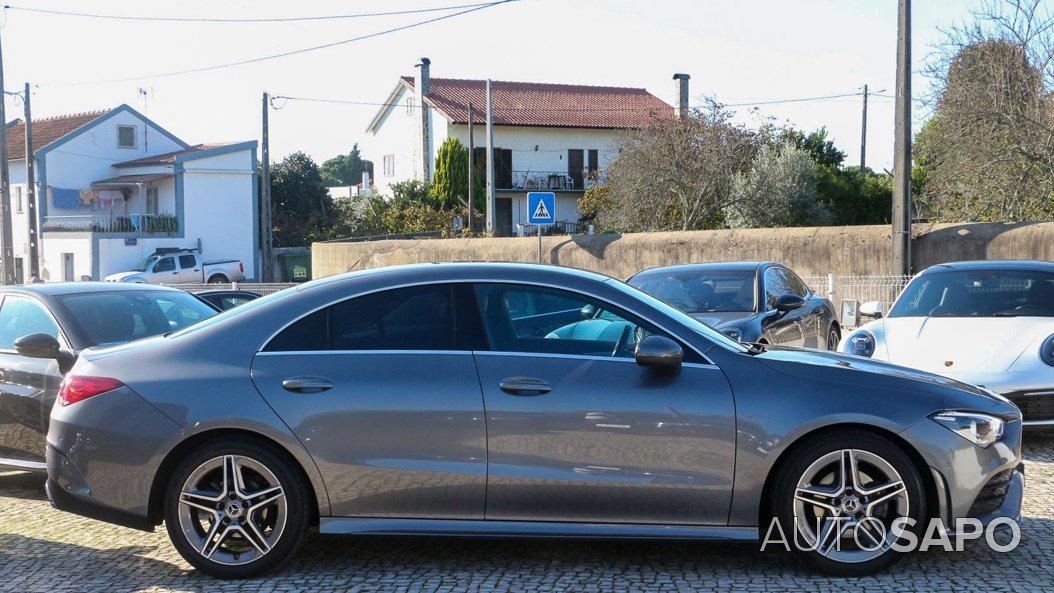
[[2, 2, 499, 23], [720, 91, 863, 107], [39, 0, 519, 87]]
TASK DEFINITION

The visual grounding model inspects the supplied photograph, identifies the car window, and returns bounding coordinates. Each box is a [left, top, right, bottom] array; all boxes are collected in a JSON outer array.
[[890, 269, 1054, 318], [154, 257, 175, 273], [264, 284, 484, 352], [54, 290, 217, 347], [764, 268, 792, 310], [0, 296, 61, 350], [784, 269, 810, 298], [473, 283, 690, 360], [179, 255, 197, 269], [220, 297, 252, 310]]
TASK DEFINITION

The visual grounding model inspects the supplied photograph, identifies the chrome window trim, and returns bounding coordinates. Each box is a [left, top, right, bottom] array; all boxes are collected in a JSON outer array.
[[256, 278, 715, 365], [257, 349, 471, 357], [256, 348, 721, 370]]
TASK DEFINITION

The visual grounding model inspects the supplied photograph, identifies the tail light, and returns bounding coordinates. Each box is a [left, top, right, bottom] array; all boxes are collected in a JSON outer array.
[[58, 375, 125, 406], [239, 262, 244, 273]]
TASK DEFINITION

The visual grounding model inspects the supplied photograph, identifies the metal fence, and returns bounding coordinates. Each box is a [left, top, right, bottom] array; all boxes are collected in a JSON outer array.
[[179, 282, 297, 296], [802, 274, 913, 327]]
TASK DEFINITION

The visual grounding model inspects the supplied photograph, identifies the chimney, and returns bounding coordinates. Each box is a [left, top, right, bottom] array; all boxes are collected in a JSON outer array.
[[673, 73, 690, 119], [415, 57, 432, 182]]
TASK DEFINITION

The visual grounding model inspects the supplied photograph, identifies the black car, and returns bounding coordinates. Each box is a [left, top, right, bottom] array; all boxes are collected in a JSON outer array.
[[193, 289, 261, 311], [0, 283, 217, 472], [628, 261, 840, 349]]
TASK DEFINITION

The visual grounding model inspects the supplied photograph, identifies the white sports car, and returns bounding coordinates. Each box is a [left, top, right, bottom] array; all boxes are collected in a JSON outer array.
[[840, 260, 1054, 428]]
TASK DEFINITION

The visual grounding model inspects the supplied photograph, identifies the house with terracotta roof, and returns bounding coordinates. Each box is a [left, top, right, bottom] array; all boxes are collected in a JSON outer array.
[[363, 58, 680, 236], [5, 104, 260, 281]]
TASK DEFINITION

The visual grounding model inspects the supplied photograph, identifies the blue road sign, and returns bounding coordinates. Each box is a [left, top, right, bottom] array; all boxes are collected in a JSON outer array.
[[527, 192, 556, 225]]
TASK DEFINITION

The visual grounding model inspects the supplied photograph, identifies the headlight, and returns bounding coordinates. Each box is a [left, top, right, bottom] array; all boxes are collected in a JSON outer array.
[[930, 411, 1005, 448], [1041, 334, 1054, 367], [845, 331, 875, 357], [721, 328, 742, 341]]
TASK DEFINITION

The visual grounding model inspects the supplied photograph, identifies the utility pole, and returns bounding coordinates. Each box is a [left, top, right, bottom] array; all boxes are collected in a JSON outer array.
[[260, 92, 274, 282], [859, 84, 868, 172], [467, 101, 474, 234], [24, 83, 39, 281], [892, 0, 912, 276], [0, 33, 14, 285], [485, 80, 495, 235]]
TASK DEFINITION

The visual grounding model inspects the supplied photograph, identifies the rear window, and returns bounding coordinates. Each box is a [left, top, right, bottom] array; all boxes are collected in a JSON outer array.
[[54, 290, 217, 347]]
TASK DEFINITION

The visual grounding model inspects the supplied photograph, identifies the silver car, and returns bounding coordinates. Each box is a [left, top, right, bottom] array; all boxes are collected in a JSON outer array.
[[45, 263, 1023, 578]]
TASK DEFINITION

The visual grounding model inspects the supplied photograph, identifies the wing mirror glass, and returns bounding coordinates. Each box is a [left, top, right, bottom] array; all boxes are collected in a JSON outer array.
[[15, 333, 63, 360], [776, 293, 806, 313], [859, 300, 884, 319], [634, 335, 683, 371]]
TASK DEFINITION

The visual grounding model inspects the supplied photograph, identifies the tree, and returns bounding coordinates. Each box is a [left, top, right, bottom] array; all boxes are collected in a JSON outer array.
[[916, 0, 1054, 221], [595, 104, 759, 232], [320, 144, 374, 187], [430, 137, 485, 212], [270, 152, 333, 247], [725, 144, 829, 228]]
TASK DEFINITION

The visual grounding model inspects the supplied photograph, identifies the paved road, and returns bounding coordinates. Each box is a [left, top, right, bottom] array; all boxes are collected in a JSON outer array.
[[2, 435, 1052, 593]]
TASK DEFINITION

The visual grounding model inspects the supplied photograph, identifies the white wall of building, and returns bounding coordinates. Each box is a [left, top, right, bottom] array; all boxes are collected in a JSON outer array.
[[40, 234, 92, 282], [179, 150, 257, 280]]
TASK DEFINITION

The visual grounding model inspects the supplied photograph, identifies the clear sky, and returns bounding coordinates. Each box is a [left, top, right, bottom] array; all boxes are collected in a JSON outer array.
[[0, 0, 980, 172]]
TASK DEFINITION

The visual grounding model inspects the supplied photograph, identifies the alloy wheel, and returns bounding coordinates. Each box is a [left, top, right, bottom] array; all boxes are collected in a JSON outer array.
[[176, 454, 287, 566], [792, 448, 909, 563]]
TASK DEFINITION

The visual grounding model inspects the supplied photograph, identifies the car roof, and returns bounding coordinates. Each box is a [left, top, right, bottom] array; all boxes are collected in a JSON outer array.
[[1, 281, 184, 297], [297, 262, 617, 293], [630, 261, 772, 277], [921, 260, 1054, 274]]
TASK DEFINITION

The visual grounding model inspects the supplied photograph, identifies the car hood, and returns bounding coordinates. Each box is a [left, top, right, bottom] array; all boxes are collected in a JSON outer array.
[[104, 271, 143, 282], [879, 316, 1054, 373], [688, 311, 755, 327]]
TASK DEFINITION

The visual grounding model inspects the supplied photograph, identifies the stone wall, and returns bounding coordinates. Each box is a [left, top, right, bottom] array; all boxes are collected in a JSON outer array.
[[312, 221, 1054, 280]]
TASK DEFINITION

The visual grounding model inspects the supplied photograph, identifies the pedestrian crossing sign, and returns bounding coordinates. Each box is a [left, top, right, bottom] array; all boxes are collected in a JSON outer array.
[[528, 192, 556, 225]]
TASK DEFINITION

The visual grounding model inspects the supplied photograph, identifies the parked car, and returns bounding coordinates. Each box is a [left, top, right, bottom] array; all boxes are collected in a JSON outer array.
[[104, 250, 246, 285], [47, 263, 1022, 578], [628, 261, 840, 349], [841, 260, 1054, 428], [0, 283, 218, 472], [194, 290, 261, 311]]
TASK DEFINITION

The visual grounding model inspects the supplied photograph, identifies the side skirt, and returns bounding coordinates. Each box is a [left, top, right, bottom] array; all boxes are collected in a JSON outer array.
[[320, 518, 759, 541]]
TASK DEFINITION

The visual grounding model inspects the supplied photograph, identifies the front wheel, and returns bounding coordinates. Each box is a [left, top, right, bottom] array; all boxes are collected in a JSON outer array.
[[164, 439, 311, 578], [769, 431, 926, 576]]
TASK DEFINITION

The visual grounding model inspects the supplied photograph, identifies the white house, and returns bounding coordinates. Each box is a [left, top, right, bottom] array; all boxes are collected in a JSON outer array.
[[362, 58, 680, 236], [5, 104, 260, 281]]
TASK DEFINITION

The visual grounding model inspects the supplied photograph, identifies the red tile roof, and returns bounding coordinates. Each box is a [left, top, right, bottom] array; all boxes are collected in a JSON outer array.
[[401, 77, 673, 129], [113, 143, 233, 167], [6, 109, 111, 159]]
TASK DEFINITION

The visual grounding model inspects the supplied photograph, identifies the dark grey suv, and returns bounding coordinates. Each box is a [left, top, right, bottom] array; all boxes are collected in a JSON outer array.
[[45, 264, 1023, 578]]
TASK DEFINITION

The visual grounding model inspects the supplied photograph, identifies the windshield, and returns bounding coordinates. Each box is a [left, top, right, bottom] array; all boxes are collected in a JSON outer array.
[[132, 254, 160, 272], [605, 278, 749, 353], [890, 269, 1054, 318], [629, 268, 755, 313], [54, 290, 218, 347]]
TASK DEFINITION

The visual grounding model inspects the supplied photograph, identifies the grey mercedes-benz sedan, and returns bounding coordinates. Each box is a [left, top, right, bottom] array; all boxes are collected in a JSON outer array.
[[45, 263, 1023, 578]]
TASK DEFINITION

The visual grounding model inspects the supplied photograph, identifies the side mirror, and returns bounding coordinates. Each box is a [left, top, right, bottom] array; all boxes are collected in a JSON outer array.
[[580, 304, 597, 319], [859, 300, 883, 319], [776, 293, 806, 313], [15, 333, 62, 359], [634, 335, 683, 370]]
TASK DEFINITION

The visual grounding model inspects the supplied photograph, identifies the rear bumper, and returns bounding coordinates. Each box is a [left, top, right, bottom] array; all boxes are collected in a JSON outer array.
[[46, 475, 154, 531]]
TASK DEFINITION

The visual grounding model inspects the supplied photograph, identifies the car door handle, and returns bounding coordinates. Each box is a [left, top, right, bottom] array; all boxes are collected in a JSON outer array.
[[282, 376, 334, 394], [499, 377, 552, 396]]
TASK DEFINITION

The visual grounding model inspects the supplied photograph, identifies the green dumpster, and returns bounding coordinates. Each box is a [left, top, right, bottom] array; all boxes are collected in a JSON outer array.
[[279, 252, 311, 282]]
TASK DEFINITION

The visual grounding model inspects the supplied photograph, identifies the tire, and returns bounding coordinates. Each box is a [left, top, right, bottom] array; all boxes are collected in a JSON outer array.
[[769, 430, 926, 576], [827, 325, 841, 351], [207, 274, 229, 284], [163, 438, 311, 578]]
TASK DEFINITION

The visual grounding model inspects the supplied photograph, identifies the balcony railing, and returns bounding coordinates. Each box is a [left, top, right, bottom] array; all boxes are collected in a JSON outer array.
[[43, 213, 179, 234], [509, 170, 580, 191]]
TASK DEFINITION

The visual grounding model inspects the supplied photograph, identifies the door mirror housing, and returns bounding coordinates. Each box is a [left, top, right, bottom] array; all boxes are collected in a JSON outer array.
[[859, 300, 884, 319], [634, 335, 683, 370], [15, 333, 63, 360], [580, 304, 597, 319], [775, 293, 806, 313]]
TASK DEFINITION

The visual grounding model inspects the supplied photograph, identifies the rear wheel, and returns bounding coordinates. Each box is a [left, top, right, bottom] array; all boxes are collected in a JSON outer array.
[[827, 325, 841, 351], [769, 430, 926, 576], [164, 439, 310, 578], [207, 274, 229, 284]]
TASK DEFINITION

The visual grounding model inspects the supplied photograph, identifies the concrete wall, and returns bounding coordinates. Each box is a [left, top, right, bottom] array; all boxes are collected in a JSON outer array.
[[312, 221, 1054, 280]]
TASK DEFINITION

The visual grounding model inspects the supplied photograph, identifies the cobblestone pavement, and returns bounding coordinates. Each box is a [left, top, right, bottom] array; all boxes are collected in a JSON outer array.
[[1, 435, 1052, 593]]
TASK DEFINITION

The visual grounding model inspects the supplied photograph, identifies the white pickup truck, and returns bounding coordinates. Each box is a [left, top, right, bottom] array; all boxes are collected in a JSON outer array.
[[105, 251, 247, 285]]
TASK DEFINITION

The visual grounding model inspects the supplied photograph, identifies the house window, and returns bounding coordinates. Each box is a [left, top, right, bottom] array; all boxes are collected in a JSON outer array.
[[383, 155, 396, 177], [14, 186, 22, 214], [146, 187, 159, 214], [117, 125, 137, 149]]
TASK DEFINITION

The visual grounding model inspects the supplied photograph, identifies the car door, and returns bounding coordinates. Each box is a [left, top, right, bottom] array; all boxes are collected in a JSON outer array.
[[250, 283, 489, 519], [471, 283, 736, 525], [177, 254, 200, 283], [760, 267, 805, 347], [783, 269, 821, 348], [0, 295, 67, 467], [151, 256, 179, 284]]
